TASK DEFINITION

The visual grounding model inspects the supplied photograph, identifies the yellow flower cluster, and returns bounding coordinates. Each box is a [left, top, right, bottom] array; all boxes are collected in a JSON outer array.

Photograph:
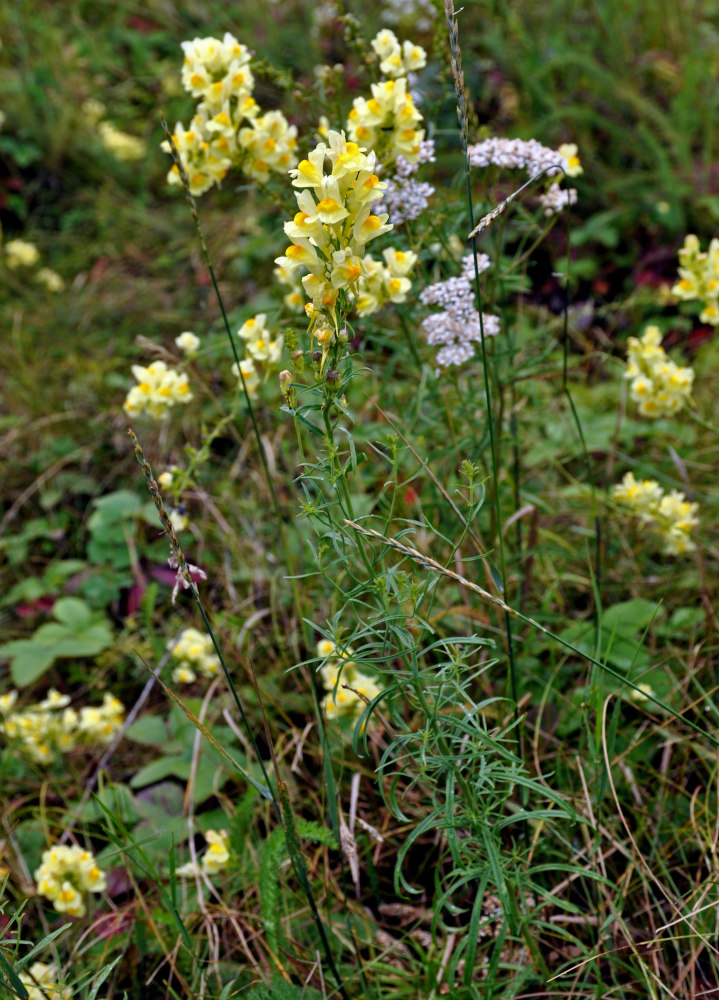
[[0, 690, 124, 764], [177, 829, 231, 877], [613, 472, 699, 555], [672, 234, 719, 324], [4, 238, 39, 268], [346, 32, 426, 166], [624, 325, 694, 418], [19, 962, 70, 1000], [163, 32, 297, 195], [232, 313, 285, 400], [275, 130, 414, 344], [317, 640, 382, 723], [123, 360, 193, 420], [98, 121, 146, 162], [371, 28, 427, 78], [168, 627, 221, 684], [1, 236, 64, 291], [35, 844, 106, 918]]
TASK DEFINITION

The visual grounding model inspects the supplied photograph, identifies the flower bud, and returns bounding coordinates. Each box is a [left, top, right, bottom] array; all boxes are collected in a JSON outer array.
[[279, 369, 293, 398]]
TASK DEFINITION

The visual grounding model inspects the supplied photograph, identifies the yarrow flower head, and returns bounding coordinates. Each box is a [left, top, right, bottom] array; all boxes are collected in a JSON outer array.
[[168, 627, 221, 684], [612, 472, 699, 555], [672, 233, 719, 325], [624, 325, 694, 418], [34, 844, 106, 918], [467, 137, 581, 218], [374, 139, 436, 224], [317, 640, 382, 724], [420, 253, 500, 371], [123, 360, 193, 419], [162, 32, 297, 195]]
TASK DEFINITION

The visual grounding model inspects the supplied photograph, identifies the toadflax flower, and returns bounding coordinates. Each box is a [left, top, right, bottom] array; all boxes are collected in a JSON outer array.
[[175, 331, 200, 356], [624, 325, 694, 418], [35, 844, 106, 918], [1, 689, 125, 763], [4, 239, 40, 269], [162, 32, 297, 195], [612, 471, 699, 555], [123, 360, 193, 419], [275, 130, 415, 355], [19, 962, 71, 1000], [317, 640, 382, 724], [177, 828, 231, 877], [168, 626, 221, 684], [671, 233, 719, 324]]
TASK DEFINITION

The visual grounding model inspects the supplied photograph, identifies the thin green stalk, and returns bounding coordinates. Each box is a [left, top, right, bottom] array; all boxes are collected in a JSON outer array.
[[129, 429, 350, 998], [346, 518, 719, 747], [160, 116, 303, 633], [443, 0, 521, 734]]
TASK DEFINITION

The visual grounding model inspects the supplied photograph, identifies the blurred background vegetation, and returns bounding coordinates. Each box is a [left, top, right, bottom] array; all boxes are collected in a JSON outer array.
[[2, 0, 719, 995]]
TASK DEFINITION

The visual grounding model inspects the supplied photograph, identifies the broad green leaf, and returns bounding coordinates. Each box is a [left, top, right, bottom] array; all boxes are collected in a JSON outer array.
[[130, 756, 192, 788], [125, 715, 169, 746], [50, 596, 92, 629]]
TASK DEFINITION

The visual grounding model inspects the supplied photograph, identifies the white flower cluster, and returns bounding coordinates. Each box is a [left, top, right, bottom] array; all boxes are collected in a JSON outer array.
[[168, 627, 221, 684], [35, 844, 106, 918], [163, 32, 297, 195], [538, 182, 577, 217], [123, 360, 193, 420], [375, 139, 435, 224], [0, 690, 124, 764], [420, 253, 500, 370], [467, 138, 582, 216], [380, 0, 436, 31]]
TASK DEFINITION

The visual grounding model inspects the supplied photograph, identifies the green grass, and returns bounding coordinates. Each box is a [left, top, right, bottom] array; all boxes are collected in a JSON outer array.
[[1, 1, 719, 998]]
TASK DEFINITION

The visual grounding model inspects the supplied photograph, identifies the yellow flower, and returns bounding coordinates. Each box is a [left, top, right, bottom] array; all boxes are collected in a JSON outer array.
[[4, 239, 39, 269], [124, 360, 193, 420], [20, 962, 71, 1000], [624, 325, 694, 418], [175, 331, 200, 356], [557, 142, 583, 177], [612, 473, 698, 555], [98, 121, 146, 162], [34, 844, 106, 918]]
